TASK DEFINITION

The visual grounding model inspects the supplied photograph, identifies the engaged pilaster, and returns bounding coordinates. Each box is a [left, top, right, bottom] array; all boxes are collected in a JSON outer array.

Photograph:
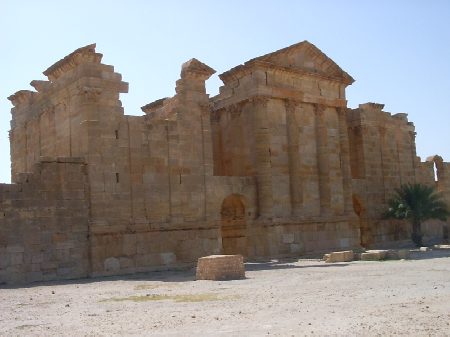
[[253, 97, 273, 219], [314, 104, 331, 215], [337, 107, 353, 214], [285, 99, 303, 216]]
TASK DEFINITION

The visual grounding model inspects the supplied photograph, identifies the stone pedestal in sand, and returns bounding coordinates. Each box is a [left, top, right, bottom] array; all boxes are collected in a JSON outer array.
[[196, 255, 245, 281]]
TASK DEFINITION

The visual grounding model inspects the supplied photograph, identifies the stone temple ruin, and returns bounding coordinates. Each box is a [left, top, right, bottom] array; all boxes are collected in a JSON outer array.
[[1, 41, 449, 284]]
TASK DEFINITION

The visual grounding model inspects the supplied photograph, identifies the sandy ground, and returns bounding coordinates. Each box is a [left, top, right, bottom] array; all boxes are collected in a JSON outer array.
[[1, 249, 450, 337]]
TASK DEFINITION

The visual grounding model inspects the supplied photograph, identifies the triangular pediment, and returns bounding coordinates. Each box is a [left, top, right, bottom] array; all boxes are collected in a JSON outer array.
[[249, 41, 354, 84]]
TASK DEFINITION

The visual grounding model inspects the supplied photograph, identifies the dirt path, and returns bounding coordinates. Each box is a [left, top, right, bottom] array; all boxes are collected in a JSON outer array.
[[1, 250, 450, 336]]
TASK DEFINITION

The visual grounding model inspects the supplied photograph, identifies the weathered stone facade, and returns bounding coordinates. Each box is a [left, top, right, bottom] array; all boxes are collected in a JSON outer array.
[[1, 41, 448, 284]]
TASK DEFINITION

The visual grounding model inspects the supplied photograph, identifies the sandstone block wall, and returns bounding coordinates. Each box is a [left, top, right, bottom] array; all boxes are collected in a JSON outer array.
[[0, 158, 89, 284], [245, 219, 360, 257], [3, 41, 449, 284], [348, 103, 449, 247]]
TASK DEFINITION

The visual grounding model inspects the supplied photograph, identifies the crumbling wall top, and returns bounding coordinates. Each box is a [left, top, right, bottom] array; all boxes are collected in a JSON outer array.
[[426, 155, 444, 163], [358, 102, 385, 111]]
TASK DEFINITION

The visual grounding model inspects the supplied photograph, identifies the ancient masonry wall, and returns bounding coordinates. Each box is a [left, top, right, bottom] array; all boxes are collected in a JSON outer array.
[[348, 103, 448, 247], [5, 45, 260, 280], [0, 158, 89, 284], [210, 42, 360, 253], [2, 41, 449, 284]]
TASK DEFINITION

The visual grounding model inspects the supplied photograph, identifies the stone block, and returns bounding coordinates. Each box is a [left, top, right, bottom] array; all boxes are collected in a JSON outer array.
[[290, 243, 302, 253], [397, 249, 410, 259], [361, 250, 388, 261], [282, 233, 295, 244], [434, 244, 450, 249], [160, 252, 176, 265], [6, 245, 24, 253], [119, 257, 134, 269], [385, 249, 410, 260], [27, 271, 43, 283], [0, 254, 9, 267], [196, 255, 245, 281], [339, 238, 350, 248], [10, 253, 24, 265], [324, 250, 354, 263], [31, 253, 44, 264], [104, 257, 120, 272]]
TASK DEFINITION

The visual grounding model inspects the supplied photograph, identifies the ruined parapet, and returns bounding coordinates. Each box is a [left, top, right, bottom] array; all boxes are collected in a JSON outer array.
[[0, 157, 89, 284], [348, 103, 415, 132], [415, 159, 435, 187], [347, 102, 418, 199], [43, 44, 102, 81], [425, 155, 450, 206], [174, 57, 216, 109], [8, 44, 129, 181], [347, 103, 421, 247], [9, 44, 128, 127]]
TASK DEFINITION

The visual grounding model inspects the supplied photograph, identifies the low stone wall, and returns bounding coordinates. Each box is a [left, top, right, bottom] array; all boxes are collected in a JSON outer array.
[[0, 158, 89, 285], [246, 217, 361, 258], [371, 219, 448, 248], [88, 226, 222, 277]]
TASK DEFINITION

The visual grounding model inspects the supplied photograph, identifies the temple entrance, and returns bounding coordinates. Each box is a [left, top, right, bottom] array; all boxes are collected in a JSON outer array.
[[220, 194, 247, 256]]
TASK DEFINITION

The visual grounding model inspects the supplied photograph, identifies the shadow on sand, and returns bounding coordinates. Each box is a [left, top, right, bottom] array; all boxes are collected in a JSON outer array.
[[2, 248, 450, 289]]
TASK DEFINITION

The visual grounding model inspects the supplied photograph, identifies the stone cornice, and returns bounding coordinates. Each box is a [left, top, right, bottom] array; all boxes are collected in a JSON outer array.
[[43, 43, 102, 81], [7, 90, 38, 107], [180, 58, 216, 79], [220, 40, 354, 86], [30, 80, 51, 93], [220, 60, 353, 86], [212, 90, 347, 111], [141, 97, 169, 114], [358, 102, 385, 110]]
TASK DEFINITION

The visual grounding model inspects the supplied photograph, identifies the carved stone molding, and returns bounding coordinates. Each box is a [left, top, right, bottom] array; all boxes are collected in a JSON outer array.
[[8, 90, 38, 107], [249, 96, 270, 105], [336, 106, 348, 116], [314, 103, 327, 119], [228, 104, 242, 119], [210, 110, 221, 124], [283, 99, 298, 113], [78, 86, 103, 101]]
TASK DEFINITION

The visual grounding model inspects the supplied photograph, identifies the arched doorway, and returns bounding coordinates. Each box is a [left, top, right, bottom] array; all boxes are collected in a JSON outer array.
[[220, 194, 247, 256]]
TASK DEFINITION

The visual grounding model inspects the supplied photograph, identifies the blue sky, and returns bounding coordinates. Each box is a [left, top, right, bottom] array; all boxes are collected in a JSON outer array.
[[1, 0, 449, 183]]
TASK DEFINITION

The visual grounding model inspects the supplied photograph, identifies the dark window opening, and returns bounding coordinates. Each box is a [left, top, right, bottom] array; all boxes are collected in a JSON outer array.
[[115, 173, 120, 183]]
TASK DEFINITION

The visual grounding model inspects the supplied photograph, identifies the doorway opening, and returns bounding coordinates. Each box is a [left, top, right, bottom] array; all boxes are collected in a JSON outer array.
[[220, 194, 247, 256]]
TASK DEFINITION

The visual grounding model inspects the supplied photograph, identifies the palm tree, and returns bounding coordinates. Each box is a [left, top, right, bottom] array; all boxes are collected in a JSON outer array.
[[385, 183, 449, 247]]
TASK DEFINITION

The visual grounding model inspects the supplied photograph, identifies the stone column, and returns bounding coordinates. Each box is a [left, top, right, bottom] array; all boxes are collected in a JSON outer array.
[[173, 59, 215, 222], [337, 107, 353, 214], [378, 126, 388, 202], [285, 99, 303, 216], [409, 130, 418, 184], [314, 104, 330, 215], [253, 97, 273, 219]]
